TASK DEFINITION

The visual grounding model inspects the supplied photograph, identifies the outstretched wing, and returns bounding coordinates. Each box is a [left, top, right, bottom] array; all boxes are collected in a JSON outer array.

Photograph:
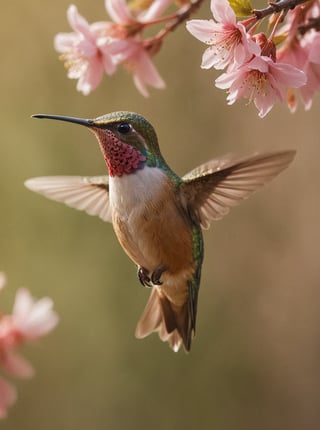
[[25, 175, 112, 222], [180, 150, 296, 229]]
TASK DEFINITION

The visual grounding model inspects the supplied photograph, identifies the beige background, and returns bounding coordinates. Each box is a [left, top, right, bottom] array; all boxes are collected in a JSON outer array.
[[1, 1, 319, 429]]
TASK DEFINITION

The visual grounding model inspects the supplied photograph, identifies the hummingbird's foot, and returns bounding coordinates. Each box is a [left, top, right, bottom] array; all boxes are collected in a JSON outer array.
[[151, 265, 168, 286], [138, 266, 151, 288]]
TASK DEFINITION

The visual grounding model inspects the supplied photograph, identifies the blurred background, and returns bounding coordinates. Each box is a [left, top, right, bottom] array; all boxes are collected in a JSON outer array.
[[1, 1, 320, 429]]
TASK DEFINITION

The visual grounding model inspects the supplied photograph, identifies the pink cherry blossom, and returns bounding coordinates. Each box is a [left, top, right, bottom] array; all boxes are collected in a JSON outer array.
[[0, 377, 16, 419], [55, 2, 166, 96], [0, 284, 58, 418], [186, 0, 260, 70], [54, 4, 117, 95], [12, 288, 59, 340], [104, 0, 166, 96], [278, 31, 320, 111], [301, 32, 320, 109], [109, 38, 166, 97], [0, 288, 58, 377], [215, 55, 307, 117]]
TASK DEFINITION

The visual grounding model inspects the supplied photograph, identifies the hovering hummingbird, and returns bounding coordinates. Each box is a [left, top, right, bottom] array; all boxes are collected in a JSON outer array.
[[25, 111, 295, 352]]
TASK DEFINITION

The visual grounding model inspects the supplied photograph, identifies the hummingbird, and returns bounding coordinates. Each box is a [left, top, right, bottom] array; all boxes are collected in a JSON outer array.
[[25, 111, 295, 352]]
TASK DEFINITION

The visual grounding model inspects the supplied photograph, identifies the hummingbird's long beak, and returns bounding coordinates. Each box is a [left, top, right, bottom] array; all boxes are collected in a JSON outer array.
[[32, 114, 94, 127]]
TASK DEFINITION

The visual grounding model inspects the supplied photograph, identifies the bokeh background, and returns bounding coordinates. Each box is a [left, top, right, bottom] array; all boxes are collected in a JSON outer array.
[[1, 1, 320, 429]]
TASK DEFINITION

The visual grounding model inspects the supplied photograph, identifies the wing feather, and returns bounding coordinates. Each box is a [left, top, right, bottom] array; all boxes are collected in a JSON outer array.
[[181, 151, 296, 229], [24, 176, 112, 222]]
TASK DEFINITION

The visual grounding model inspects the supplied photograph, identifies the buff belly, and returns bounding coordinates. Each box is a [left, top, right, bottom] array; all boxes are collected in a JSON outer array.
[[109, 167, 195, 301]]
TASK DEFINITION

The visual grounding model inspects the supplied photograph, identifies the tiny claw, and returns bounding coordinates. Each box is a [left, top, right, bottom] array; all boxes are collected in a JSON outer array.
[[151, 265, 167, 286], [138, 267, 151, 288]]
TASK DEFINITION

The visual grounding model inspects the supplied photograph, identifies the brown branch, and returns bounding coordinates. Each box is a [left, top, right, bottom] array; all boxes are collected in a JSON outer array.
[[155, 0, 205, 40], [253, 0, 309, 20]]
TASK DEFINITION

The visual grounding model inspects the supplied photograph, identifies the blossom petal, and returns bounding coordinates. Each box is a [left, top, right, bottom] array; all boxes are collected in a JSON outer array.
[[13, 288, 59, 340], [54, 32, 80, 53], [67, 5, 92, 40], [77, 60, 104, 95], [133, 50, 166, 97], [105, 0, 133, 24], [254, 86, 277, 118], [211, 0, 236, 25], [2, 350, 34, 379], [186, 20, 221, 44], [139, 0, 172, 22], [270, 61, 307, 88], [0, 377, 17, 419], [0, 272, 6, 290]]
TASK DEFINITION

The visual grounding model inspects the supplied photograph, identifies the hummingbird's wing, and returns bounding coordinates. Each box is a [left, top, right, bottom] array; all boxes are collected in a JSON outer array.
[[181, 150, 295, 229], [24, 176, 112, 222]]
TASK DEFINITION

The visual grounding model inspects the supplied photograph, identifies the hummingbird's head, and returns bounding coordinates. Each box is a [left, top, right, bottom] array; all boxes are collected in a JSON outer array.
[[32, 111, 162, 177]]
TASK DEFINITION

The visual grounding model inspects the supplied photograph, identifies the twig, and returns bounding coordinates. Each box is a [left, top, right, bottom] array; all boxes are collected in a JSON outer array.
[[154, 0, 205, 41], [253, 0, 309, 20]]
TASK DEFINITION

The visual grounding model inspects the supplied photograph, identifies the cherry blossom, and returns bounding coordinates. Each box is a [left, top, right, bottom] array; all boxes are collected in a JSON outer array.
[[54, 5, 117, 95], [0, 278, 58, 418], [12, 288, 59, 340], [300, 32, 320, 109], [215, 55, 307, 117], [109, 38, 165, 97], [52, 0, 320, 116], [55, 1, 167, 96], [278, 30, 320, 111], [186, 0, 260, 70]]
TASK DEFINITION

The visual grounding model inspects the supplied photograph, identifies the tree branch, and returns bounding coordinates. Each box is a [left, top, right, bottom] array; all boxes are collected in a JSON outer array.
[[155, 0, 205, 40], [253, 0, 309, 20]]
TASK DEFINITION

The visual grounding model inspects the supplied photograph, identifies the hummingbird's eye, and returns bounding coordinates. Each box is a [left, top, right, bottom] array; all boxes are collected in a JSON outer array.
[[117, 122, 132, 134]]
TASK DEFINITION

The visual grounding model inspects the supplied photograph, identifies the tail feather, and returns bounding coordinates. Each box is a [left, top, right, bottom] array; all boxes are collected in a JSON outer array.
[[135, 288, 194, 352]]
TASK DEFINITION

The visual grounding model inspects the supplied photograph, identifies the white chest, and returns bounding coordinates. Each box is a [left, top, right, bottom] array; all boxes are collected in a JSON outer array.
[[109, 166, 168, 220]]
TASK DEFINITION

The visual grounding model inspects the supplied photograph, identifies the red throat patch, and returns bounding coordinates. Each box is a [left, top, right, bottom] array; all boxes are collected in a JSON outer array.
[[94, 129, 146, 177]]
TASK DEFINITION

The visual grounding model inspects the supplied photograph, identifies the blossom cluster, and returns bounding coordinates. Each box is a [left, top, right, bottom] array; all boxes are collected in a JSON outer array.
[[54, 0, 320, 117], [0, 272, 58, 418], [55, 0, 171, 97], [186, 0, 320, 117]]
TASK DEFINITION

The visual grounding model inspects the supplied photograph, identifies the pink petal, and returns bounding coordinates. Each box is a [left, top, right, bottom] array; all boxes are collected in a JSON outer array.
[[133, 50, 165, 97], [215, 69, 239, 89], [0, 272, 6, 291], [77, 58, 105, 95], [0, 377, 17, 419], [247, 56, 269, 73], [67, 5, 92, 40], [211, 0, 236, 24], [201, 46, 221, 69], [139, 0, 172, 22], [2, 350, 34, 379], [186, 20, 220, 44], [77, 38, 97, 58], [270, 61, 307, 88], [13, 288, 33, 320], [13, 289, 59, 340], [54, 32, 80, 53], [254, 87, 277, 118], [105, 0, 133, 24], [96, 39, 117, 75]]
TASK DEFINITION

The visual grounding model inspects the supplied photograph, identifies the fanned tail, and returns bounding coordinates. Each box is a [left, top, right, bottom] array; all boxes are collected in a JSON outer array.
[[135, 288, 194, 352]]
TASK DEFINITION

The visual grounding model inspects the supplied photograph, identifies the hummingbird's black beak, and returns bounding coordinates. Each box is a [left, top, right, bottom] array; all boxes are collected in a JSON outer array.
[[32, 114, 94, 127]]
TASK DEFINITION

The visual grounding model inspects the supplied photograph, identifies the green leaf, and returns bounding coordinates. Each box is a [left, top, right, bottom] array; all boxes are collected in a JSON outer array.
[[228, 0, 253, 17]]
